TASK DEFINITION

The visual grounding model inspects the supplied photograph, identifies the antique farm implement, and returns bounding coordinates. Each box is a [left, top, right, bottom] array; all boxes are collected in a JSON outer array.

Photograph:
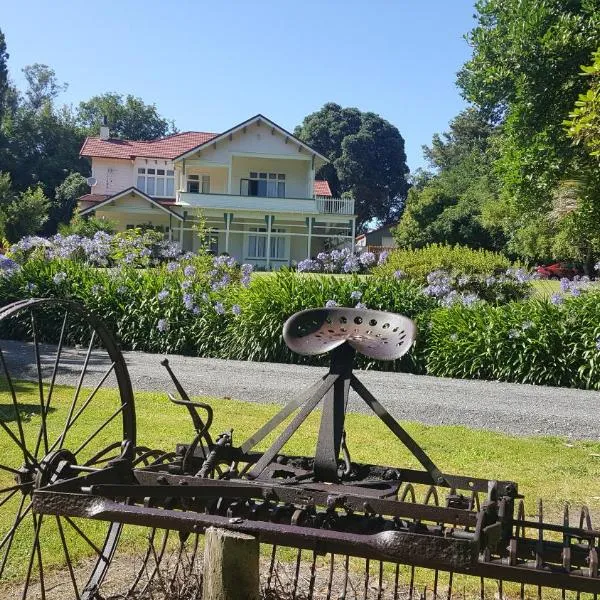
[[0, 297, 598, 598]]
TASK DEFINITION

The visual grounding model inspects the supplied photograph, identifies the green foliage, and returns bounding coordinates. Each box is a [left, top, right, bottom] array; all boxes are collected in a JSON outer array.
[[295, 103, 409, 229], [58, 214, 116, 237], [374, 244, 515, 282], [426, 292, 600, 389], [395, 109, 504, 251], [53, 172, 89, 226], [565, 48, 600, 157], [77, 93, 175, 140], [0, 173, 49, 242], [0, 28, 8, 123], [457, 0, 600, 259]]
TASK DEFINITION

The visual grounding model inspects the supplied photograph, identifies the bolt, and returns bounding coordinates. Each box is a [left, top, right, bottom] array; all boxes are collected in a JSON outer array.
[[437, 476, 445, 485], [229, 517, 244, 524], [157, 475, 168, 484]]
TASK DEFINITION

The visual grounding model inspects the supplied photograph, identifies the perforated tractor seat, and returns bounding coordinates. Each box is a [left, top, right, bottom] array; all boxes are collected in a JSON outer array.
[[282, 307, 416, 362]]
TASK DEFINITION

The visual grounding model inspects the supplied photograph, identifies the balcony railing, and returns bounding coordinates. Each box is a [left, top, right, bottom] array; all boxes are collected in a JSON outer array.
[[316, 197, 354, 215], [176, 192, 355, 216]]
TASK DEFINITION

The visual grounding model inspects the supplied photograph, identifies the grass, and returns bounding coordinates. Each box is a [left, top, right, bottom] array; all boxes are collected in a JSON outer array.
[[1, 380, 600, 586]]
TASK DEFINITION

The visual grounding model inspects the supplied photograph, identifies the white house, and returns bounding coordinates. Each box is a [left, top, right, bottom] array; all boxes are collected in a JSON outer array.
[[78, 114, 357, 269]]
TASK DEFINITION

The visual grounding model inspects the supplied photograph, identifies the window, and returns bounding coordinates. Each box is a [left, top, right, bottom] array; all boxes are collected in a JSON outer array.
[[270, 228, 287, 259], [247, 227, 287, 259], [240, 173, 285, 198], [137, 167, 175, 197], [247, 227, 266, 258], [187, 174, 210, 194]]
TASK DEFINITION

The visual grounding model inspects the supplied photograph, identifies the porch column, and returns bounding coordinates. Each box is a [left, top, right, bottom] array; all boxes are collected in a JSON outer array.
[[306, 217, 312, 258], [351, 218, 356, 251], [266, 215, 272, 270], [179, 218, 184, 250], [227, 157, 233, 194], [169, 215, 172, 241], [225, 213, 231, 253]]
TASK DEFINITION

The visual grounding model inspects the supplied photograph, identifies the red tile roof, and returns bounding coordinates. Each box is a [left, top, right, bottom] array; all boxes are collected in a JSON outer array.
[[80, 131, 218, 160], [313, 180, 332, 197], [78, 193, 110, 203]]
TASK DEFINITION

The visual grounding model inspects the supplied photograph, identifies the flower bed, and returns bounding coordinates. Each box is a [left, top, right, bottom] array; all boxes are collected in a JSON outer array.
[[3, 235, 600, 389]]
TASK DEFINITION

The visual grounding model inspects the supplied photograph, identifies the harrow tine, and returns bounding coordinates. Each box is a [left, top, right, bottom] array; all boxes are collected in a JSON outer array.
[[325, 554, 335, 600], [409, 564, 415, 600], [308, 550, 317, 600], [363, 558, 370, 600], [446, 571, 453, 600], [266, 544, 278, 590], [377, 561, 383, 600], [291, 548, 301, 600], [394, 564, 400, 600], [341, 554, 350, 600]]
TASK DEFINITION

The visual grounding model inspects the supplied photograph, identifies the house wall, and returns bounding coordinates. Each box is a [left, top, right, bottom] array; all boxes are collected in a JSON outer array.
[[184, 166, 228, 194], [91, 159, 134, 196], [230, 156, 311, 198]]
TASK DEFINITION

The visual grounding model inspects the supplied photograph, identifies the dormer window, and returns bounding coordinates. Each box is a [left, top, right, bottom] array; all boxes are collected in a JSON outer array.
[[137, 168, 174, 197], [241, 172, 285, 198]]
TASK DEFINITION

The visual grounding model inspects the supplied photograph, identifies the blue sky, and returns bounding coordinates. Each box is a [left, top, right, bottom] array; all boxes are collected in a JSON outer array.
[[1, 0, 475, 172]]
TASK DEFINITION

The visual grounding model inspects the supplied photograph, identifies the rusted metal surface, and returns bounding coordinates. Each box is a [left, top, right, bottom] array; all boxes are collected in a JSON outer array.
[[0, 300, 598, 598]]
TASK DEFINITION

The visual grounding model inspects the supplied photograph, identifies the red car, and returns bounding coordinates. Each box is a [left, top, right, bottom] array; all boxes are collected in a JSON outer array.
[[536, 262, 579, 279]]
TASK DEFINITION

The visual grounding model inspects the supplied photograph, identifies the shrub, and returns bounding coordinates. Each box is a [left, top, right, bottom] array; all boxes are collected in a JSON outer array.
[[374, 244, 518, 282], [426, 292, 600, 388], [223, 270, 435, 372]]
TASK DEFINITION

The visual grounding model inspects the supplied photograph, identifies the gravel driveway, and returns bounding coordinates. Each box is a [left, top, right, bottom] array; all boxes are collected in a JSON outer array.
[[3, 339, 599, 440]]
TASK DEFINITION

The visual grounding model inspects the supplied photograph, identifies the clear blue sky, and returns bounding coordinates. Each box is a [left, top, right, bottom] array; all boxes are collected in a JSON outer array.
[[1, 0, 475, 172]]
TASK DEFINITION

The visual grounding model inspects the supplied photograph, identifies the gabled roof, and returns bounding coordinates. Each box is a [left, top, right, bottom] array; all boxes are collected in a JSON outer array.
[[313, 180, 332, 197], [173, 114, 329, 163], [80, 131, 218, 160], [79, 187, 184, 220]]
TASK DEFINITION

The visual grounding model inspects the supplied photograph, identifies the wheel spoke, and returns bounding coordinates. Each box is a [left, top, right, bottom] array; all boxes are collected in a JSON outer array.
[[0, 346, 29, 464], [20, 513, 43, 600], [63, 516, 105, 558], [56, 330, 96, 450], [46, 361, 116, 457], [33, 310, 68, 459], [73, 403, 125, 458], [30, 311, 48, 457], [0, 418, 38, 467], [0, 496, 30, 582], [0, 487, 19, 510], [0, 482, 27, 496], [55, 516, 80, 600], [33, 514, 46, 600]]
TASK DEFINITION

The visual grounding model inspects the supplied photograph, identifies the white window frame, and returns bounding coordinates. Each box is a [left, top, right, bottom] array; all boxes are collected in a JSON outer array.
[[246, 226, 288, 260], [137, 167, 175, 198], [187, 174, 210, 194], [241, 172, 286, 198]]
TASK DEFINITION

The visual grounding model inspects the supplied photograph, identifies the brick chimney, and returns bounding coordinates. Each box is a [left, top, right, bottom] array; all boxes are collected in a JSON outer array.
[[99, 115, 110, 140]]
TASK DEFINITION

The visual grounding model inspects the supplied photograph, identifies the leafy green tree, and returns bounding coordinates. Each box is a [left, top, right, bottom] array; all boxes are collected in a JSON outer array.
[[53, 172, 89, 227], [77, 93, 175, 140], [0, 28, 8, 123], [22, 64, 67, 111], [0, 173, 49, 242], [59, 213, 116, 237], [295, 103, 409, 229], [393, 109, 504, 251], [457, 0, 600, 258]]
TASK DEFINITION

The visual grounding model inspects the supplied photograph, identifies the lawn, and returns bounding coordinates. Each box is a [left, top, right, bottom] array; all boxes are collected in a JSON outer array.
[[1, 380, 599, 588]]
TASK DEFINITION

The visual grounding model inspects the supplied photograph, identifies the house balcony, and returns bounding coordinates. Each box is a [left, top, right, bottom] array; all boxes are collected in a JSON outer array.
[[176, 192, 355, 216]]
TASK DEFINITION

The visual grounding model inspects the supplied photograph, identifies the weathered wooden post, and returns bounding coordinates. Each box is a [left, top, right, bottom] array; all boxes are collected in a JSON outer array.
[[202, 527, 260, 600]]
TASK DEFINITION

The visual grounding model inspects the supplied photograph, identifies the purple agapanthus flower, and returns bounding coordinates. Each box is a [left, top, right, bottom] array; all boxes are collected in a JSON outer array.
[[183, 293, 194, 310], [350, 290, 362, 300], [231, 304, 241, 315], [157, 319, 168, 332], [325, 300, 338, 308], [181, 280, 192, 290], [183, 264, 196, 278], [550, 293, 564, 305], [214, 302, 225, 315], [355, 302, 367, 309], [166, 261, 179, 273], [25, 282, 37, 292], [157, 289, 169, 301], [393, 270, 405, 280], [53, 272, 67, 285]]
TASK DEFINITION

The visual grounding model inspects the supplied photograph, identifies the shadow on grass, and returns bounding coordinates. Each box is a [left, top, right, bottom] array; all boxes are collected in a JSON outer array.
[[0, 403, 56, 423]]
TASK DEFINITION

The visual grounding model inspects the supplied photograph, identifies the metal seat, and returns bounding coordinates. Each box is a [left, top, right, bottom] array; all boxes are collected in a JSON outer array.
[[283, 307, 416, 361]]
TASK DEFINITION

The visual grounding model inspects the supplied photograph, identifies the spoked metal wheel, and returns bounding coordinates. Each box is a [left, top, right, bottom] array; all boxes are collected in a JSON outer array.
[[0, 298, 136, 599]]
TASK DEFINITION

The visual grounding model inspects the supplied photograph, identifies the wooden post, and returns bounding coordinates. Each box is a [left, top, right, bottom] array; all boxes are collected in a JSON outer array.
[[202, 527, 259, 600]]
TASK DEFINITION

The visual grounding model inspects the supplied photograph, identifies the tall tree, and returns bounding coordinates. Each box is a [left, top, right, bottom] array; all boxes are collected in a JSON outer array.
[[0, 28, 9, 123], [457, 0, 600, 258], [22, 64, 67, 110], [77, 93, 175, 140], [295, 103, 409, 229], [393, 109, 503, 251], [53, 172, 89, 227]]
